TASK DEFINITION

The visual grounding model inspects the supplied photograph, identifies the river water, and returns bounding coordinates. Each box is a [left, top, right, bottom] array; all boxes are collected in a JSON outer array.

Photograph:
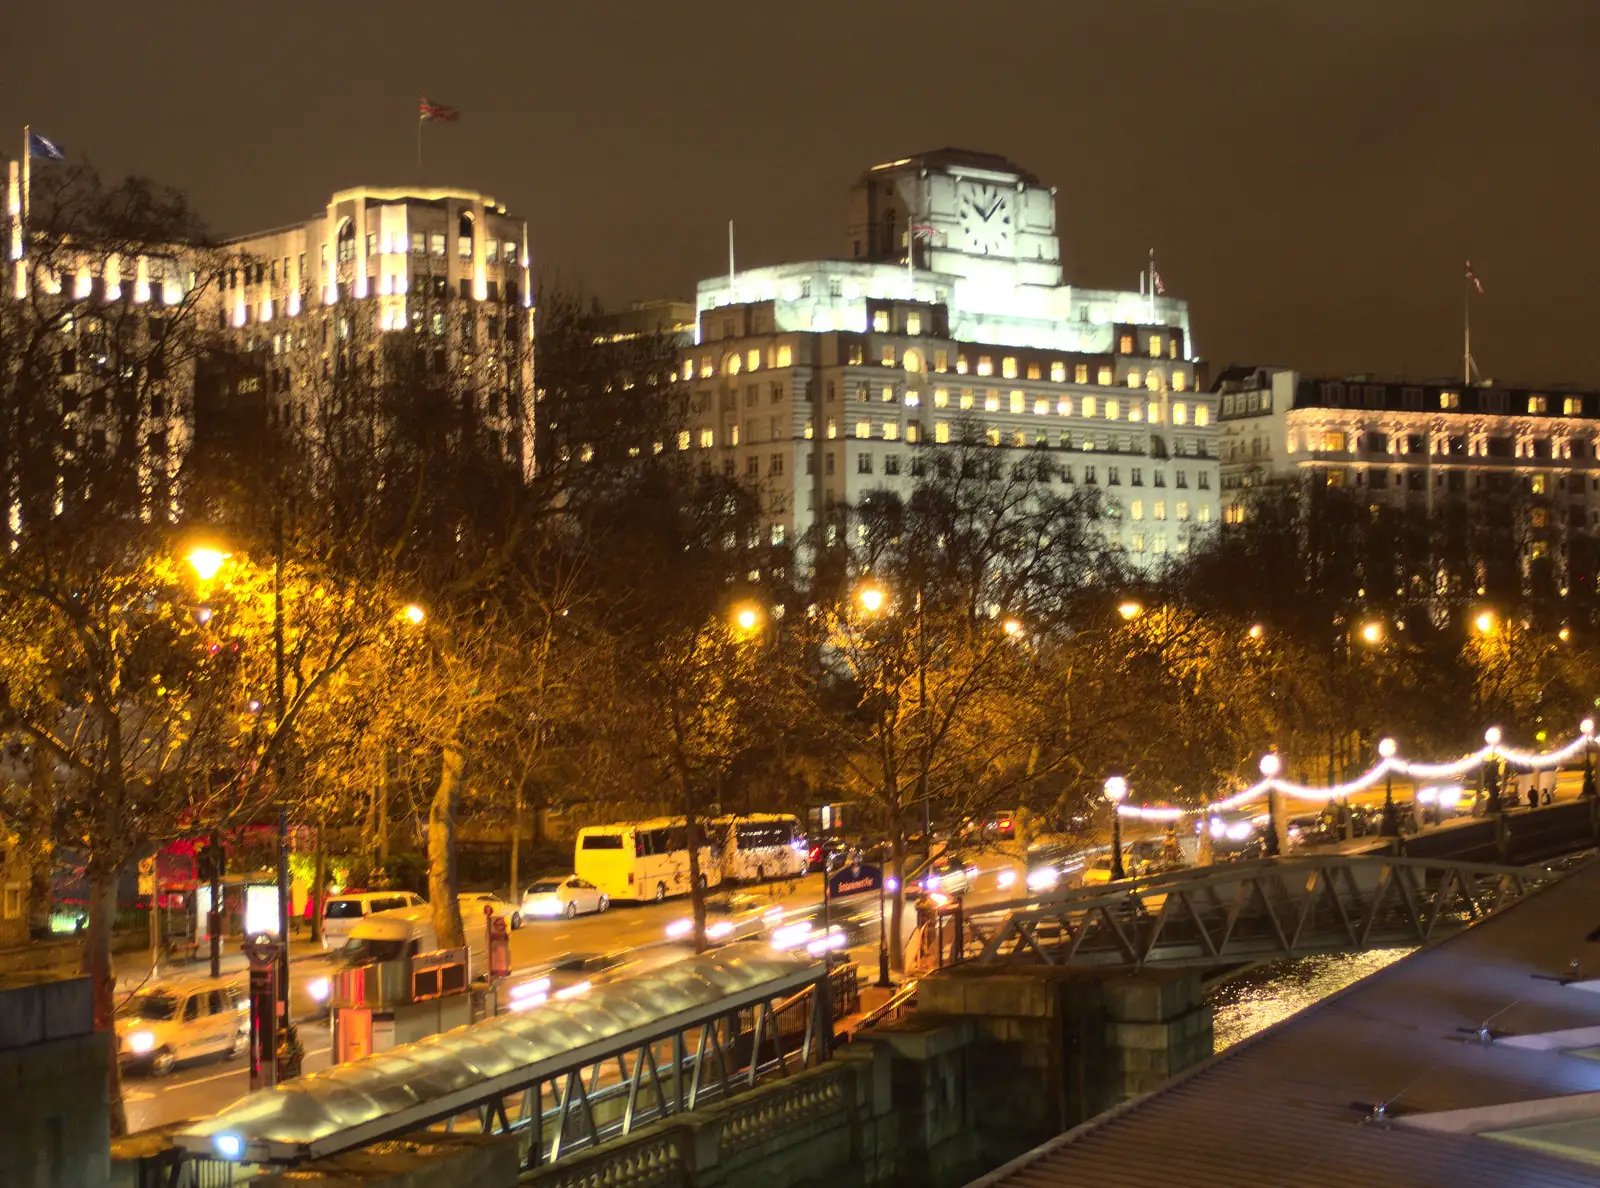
[[1208, 948, 1415, 1052]]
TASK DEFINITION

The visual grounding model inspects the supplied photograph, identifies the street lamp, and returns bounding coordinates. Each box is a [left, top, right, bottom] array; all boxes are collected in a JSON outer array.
[[858, 583, 886, 615], [402, 603, 426, 626], [1484, 726, 1503, 813], [1359, 621, 1383, 646], [1104, 776, 1128, 879], [1118, 601, 1143, 621], [1248, 623, 1264, 641], [1259, 753, 1281, 857], [1378, 737, 1399, 837], [186, 547, 230, 582], [1002, 617, 1023, 637], [1474, 611, 1497, 636], [731, 602, 763, 635]]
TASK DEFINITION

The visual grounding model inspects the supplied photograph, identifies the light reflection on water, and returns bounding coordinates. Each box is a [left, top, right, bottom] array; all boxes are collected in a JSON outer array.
[[1209, 948, 1415, 1052]]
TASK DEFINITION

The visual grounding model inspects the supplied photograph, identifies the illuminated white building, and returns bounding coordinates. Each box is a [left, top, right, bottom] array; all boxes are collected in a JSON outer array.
[[206, 186, 535, 472], [678, 150, 1219, 565]]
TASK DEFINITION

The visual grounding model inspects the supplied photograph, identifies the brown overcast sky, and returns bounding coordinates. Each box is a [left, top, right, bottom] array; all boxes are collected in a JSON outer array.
[[8, 0, 1597, 385]]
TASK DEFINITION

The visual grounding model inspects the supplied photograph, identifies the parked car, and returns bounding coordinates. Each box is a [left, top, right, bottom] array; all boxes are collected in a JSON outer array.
[[521, 875, 609, 919], [115, 977, 247, 1076], [320, 890, 426, 951], [459, 891, 522, 930]]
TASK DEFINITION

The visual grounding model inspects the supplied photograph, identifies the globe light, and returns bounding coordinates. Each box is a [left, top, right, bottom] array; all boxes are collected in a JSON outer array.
[[1118, 601, 1143, 621], [1104, 775, 1128, 803], [1259, 753, 1281, 779], [1378, 737, 1397, 759], [1359, 621, 1383, 645], [1560, 626, 1573, 643], [402, 603, 426, 625], [1583, 718, 1595, 736], [1474, 611, 1496, 635], [1248, 623, 1264, 640], [732, 603, 763, 634], [186, 548, 229, 582], [858, 584, 886, 614], [1002, 617, 1023, 636], [1485, 726, 1502, 747]]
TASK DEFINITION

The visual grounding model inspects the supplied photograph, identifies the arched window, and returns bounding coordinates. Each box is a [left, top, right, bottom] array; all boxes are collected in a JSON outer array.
[[458, 212, 475, 260], [336, 219, 356, 263], [723, 351, 742, 376], [902, 349, 922, 373]]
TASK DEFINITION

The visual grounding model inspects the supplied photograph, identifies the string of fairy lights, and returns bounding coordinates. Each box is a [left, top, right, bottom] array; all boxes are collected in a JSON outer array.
[[1115, 718, 1598, 822]]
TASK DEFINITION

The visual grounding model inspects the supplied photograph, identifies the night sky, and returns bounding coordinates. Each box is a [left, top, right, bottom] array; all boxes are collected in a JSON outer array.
[[9, 1, 1598, 385]]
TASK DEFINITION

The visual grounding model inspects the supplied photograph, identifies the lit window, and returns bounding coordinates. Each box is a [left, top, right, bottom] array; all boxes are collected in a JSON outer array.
[[987, 428, 1001, 445], [907, 423, 920, 442], [1012, 430, 1026, 447], [1011, 391, 1025, 414], [1198, 505, 1212, 523], [1147, 402, 1162, 423], [1027, 363, 1042, 381], [1149, 337, 1162, 358], [977, 356, 994, 377], [731, 425, 740, 445], [1173, 402, 1188, 425], [877, 386, 892, 403], [1119, 335, 1134, 354], [1440, 391, 1461, 410], [1075, 364, 1089, 384], [777, 344, 793, 367], [905, 390, 920, 407], [1127, 371, 1142, 388], [1176, 500, 1190, 521], [935, 421, 950, 443], [934, 350, 948, 372], [884, 422, 900, 440], [1057, 397, 1073, 416], [960, 390, 975, 410], [700, 356, 713, 378], [827, 418, 837, 439], [934, 389, 949, 408], [1170, 340, 1179, 359], [1130, 500, 1144, 521], [699, 428, 715, 448], [881, 346, 897, 367], [907, 312, 922, 335], [956, 355, 969, 374], [1097, 366, 1113, 385], [903, 349, 921, 372], [1002, 357, 1018, 379], [1173, 370, 1187, 392], [804, 420, 814, 439], [985, 393, 1000, 412], [1146, 371, 1162, 392], [1532, 474, 1546, 494], [430, 233, 446, 257], [726, 353, 742, 376], [873, 310, 889, 332], [677, 431, 691, 451], [747, 349, 761, 372], [1083, 396, 1097, 418], [1034, 398, 1050, 416], [1532, 508, 1549, 527], [1051, 361, 1066, 382], [855, 421, 870, 439], [1153, 501, 1166, 521], [411, 232, 425, 255], [1565, 396, 1582, 416], [1322, 431, 1347, 451], [1529, 395, 1548, 414], [1105, 399, 1120, 421], [771, 524, 785, 545], [848, 344, 864, 365], [1131, 535, 1145, 554], [1195, 405, 1210, 427]]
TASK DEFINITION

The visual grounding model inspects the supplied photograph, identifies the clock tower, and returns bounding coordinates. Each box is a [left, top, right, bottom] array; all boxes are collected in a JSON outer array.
[[845, 148, 1062, 288]]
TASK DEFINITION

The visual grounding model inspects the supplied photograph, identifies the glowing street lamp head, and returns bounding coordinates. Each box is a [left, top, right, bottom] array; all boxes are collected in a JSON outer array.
[[1259, 752, 1281, 779], [1583, 718, 1596, 737], [402, 603, 426, 626], [1248, 623, 1264, 641], [1359, 621, 1383, 646], [1002, 617, 1023, 637], [1378, 737, 1397, 759], [186, 547, 229, 582], [1474, 611, 1497, 635], [1104, 775, 1128, 803], [1560, 625, 1573, 643], [858, 583, 886, 615], [1485, 726, 1502, 747], [1118, 601, 1143, 621], [732, 602, 763, 634]]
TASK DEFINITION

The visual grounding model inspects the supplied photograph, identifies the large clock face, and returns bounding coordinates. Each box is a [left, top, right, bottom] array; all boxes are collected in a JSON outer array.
[[958, 183, 1013, 257]]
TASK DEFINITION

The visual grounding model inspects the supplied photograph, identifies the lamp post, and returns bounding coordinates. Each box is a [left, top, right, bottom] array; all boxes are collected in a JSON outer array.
[[1583, 718, 1597, 799], [1260, 753, 1281, 857], [1378, 737, 1399, 837], [1105, 776, 1128, 880], [1484, 726, 1503, 813]]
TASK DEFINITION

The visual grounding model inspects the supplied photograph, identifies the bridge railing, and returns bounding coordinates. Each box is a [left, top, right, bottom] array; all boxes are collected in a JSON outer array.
[[917, 853, 1565, 973]]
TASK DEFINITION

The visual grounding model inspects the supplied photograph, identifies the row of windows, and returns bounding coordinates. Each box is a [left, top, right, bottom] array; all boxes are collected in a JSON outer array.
[[1300, 429, 1587, 461], [1320, 384, 1593, 418], [1220, 391, 1273, 417], [224, 235, 520, 290]]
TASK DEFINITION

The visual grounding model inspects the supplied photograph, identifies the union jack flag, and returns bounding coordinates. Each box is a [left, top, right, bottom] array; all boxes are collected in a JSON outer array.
[[1466, 259, 1483, 294], [419, 96, 460, 122]]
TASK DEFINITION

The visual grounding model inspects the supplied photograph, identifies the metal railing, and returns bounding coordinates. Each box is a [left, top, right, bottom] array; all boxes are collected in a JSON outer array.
[[942, 853, 1564, 973]]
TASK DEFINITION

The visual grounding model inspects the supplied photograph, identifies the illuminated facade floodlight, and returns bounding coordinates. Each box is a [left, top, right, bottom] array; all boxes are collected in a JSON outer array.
[[1118, 601, 1143, 621], [186, 547, 229, 582], [1378, 737, 1397, 759], [1259, 753, 1281, 778]]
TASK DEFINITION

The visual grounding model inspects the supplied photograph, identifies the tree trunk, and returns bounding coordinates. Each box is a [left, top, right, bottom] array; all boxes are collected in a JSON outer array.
[[684, 811, 708, 953], [83, 860, 126, 1136], [508, 784, 522, 903], [429, 740, 467, 951], [888, 826, 907, 974], [25, 748, 54, 939], [310, 823, 327, 946]]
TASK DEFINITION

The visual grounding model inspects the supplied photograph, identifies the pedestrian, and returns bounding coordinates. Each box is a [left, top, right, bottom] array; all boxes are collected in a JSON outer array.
[[1528, 783, 1539, 811]]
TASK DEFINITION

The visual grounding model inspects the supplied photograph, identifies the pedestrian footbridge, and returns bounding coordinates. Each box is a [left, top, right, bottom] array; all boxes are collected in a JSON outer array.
[[946, 853, 1565, 973], [164, 943, 835, 1179]]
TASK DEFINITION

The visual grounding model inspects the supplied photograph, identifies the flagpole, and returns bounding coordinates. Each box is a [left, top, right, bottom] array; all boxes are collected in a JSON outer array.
[[417, 117, 423, 184], [728, 219, 735, 288], [21, 124, 30, 229], [1463, 264, 1471, 386]]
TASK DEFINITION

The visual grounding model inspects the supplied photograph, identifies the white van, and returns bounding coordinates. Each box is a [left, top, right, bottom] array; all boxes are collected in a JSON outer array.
[[337, 904, 487, 978], [321, 890, 425, 951]]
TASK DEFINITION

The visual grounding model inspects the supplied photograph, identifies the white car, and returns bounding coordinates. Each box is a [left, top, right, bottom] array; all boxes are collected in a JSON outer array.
[[522, 875, 609, 919], [459, 891, 522, 930], [115, 978, 247, 1076]]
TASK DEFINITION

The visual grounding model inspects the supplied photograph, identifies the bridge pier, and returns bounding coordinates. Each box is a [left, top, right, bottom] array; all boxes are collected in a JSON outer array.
[[915, 965, 1212, 1148]]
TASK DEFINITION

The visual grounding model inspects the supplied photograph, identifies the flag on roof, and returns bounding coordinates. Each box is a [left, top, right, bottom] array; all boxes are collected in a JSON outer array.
[[419, 97, 460, 122], [27, 131, 65, 161], [911, 223, 939, 240], [1150, 265, 1165, 296], [1466, 259, 1483, 294]]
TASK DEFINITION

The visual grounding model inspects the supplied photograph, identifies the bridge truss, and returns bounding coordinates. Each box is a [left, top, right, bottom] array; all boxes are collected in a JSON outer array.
[[956, 854, 1566, 972]]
